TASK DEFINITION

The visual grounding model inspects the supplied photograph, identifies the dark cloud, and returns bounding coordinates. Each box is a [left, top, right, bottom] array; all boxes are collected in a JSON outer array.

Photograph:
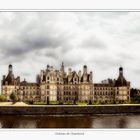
[[1, 31, 68, 57], [0, 12, 140, 88]]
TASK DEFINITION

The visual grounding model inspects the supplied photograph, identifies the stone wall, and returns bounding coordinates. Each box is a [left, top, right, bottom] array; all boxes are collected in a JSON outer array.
[[0, 105, 140, 115]]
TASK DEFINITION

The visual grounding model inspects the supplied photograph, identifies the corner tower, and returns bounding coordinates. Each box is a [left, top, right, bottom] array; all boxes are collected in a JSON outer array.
[[114, 67, 130, 102]]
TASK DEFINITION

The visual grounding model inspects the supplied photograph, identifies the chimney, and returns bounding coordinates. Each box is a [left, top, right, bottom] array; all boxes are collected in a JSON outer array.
[[68, 68, 72, 75], [17, 76, 20, 83], [3, 75, 5, 80], [47, 65, 50, 70], [89, 71, 93, 82], [78, 70, 81, 77]]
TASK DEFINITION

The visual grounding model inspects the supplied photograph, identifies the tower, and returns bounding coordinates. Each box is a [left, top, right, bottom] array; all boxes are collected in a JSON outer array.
[[8, 64, 13, 74], [83, 65, 87, 74], [119, 67, 123, 76], [61, 61, 65, 77]]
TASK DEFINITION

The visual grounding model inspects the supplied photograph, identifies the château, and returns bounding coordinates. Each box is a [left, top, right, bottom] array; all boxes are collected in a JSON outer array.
[[1, 63, 130, 103]]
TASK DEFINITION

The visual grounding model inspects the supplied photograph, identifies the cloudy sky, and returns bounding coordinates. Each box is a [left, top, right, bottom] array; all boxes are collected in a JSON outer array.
[[0, 12, 140, 88]]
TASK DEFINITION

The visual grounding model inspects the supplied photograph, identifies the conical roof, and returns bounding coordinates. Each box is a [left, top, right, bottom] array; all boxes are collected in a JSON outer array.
[[5, 73, 14, 85], [115, 67, 128, 87], [115, 75, 127, 86]]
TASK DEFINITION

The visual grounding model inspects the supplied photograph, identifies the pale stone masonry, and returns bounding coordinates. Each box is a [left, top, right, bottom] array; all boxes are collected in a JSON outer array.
[[1, 63, 130, 103]]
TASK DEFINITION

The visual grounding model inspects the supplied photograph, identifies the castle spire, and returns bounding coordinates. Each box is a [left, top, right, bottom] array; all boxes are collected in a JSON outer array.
[[61, 61, 64, 71], [119, 66, 123, 76], [8, 64, 13, 74], [61, 61, 65, 78]]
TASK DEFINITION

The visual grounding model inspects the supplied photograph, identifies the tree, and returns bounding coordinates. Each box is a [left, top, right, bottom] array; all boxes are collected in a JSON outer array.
[[130, 88, 140, 103], [0, 95, 7, 102], [88, 100, 92, 105], [47, 96, 49, 105], [130, 88, 138, 98], [59, 102, 63, 105], [73, 99, 76, 105], [10, 92, 18, 102]]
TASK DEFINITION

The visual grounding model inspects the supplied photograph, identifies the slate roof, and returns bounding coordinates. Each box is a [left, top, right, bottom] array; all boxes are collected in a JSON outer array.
[[115, 67, 128, 87], [5, 73, 14, 85], [115, 75, 128, 87]]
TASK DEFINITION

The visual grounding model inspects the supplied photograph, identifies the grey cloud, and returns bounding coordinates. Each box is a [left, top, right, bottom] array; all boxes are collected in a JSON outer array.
[[81, 36, 107, 49], [117, 53, 134, 61], [0, 12, 140, 88], [22, 72, 31, 76], [92, 56, 123, 70], [0, 12, 74, 61], [2, 33, 67, 57]]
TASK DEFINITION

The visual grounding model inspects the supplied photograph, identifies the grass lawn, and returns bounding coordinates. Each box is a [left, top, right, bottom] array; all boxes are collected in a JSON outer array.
[[33, 102, 47, 105], [32, 101, 89, 105]]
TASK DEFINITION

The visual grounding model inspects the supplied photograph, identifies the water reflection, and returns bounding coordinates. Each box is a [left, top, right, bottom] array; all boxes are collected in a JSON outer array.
[[0, 114, 140, 128]]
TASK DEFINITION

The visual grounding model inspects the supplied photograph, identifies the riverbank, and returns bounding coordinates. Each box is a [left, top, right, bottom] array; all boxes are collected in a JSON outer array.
[[0, 104, 140, 115]]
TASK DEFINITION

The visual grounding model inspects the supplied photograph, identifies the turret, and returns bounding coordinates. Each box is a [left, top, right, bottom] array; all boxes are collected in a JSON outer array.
[[83, 65, 87, 74], [78, 70, 81, 83], [47, 65, 50, 70], [61, 62, 64, 71], [115, 67, 127, 87], [89, 71, 93, 83], [17, 76, 20, 84], [3, 75, 5, 81], [78, 70, 81, 77], [8, 64, 13, 74], [61, 61, 65, 77], [119, 67, 123, 76], [2, 75, 6, 85], [36, 74, 40, 84]]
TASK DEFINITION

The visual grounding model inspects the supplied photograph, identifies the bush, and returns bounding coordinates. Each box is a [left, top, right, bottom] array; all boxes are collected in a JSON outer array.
[[93, 100, 100, 105], [0, 95, 7, 102], [73, 100, 76, 105], [88, 100, 92, 105], [10, 92, 18, 102], [59, 102, 63, 105], [49, 101, 59, 105], [29, 100, 34, 104]]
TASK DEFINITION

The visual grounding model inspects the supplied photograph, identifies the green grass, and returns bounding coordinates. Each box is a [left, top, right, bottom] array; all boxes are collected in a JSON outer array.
[[33, 102, 47, 105], [49, 101, 60, 104], [76, 102, 88, 105], [27, 101, 132, 105], [32, 101, 86, 105]]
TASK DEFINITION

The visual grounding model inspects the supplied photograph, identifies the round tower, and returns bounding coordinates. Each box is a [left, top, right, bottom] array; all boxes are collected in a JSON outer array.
[[83, 65, 87, 74], [8, 64, 13, 74], [119, 67, 123, 76]]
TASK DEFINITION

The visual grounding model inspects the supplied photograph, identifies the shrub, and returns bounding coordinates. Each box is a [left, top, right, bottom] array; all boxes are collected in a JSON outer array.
[[59, 102, 63, 105], [88, 100, 92, 105], [10, 92, 18, 102], [73, 100, 76, 105], [0, 95, 7, 102]]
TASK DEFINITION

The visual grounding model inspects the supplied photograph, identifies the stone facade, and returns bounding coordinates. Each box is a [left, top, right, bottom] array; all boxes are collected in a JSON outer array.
[[1, 63, 130, 103]]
